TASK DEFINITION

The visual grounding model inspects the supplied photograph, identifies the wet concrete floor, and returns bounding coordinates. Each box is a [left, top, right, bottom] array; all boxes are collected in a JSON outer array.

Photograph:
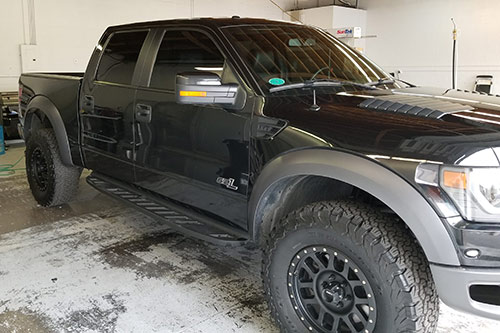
[[0, 143, 499, 332]]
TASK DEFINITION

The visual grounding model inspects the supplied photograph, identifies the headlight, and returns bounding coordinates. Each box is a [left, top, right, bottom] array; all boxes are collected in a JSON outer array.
[[416, 164, 500, 222]]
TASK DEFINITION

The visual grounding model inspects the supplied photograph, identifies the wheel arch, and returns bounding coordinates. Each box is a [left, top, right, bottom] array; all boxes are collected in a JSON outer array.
[[249, 148, 460, 266], [24, 95, 74, 166]]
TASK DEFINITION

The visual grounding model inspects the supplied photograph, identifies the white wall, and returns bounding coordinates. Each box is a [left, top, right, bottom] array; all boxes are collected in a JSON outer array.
[[0, 0, 295, 91], [331, 6, 366, 51], [7, 0, 496, 94], [0, 0, 26, 91], [288, 5, 367, 51], [359, 0, 500, 93]]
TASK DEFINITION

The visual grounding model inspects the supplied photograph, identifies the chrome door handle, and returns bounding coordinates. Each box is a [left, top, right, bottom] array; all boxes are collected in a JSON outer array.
[[135, 103, 152, 123]]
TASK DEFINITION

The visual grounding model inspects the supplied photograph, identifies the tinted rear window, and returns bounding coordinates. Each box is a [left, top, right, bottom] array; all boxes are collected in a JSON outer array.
[[96, 30, 148, 85]]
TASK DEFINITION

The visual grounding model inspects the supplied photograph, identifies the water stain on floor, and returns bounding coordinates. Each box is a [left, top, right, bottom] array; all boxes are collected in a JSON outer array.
[[99, 232, 184, 280], [58, 293, 127, 332], [0, 308, 54, 333], [0, 146, 500, 332]]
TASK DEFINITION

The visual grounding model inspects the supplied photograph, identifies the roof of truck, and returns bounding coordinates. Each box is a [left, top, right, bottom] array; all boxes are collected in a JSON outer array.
[[106, 17, 302, 32]]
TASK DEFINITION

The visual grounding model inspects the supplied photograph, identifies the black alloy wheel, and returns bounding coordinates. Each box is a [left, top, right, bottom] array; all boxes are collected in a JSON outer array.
[[30, 146, 50, 192], [263, 201, 439, 333], [25, 128, 81, 206], [288, 245, 376, 333]]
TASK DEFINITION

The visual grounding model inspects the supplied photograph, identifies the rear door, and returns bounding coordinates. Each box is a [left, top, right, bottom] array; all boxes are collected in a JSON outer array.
[[80, 29, 151, 182], [132, 28, 252, 229]]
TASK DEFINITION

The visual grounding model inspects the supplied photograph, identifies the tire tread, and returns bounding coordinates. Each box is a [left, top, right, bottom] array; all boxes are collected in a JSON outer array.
[[262, 200, 439, 333], [26, 128, 81, 206]]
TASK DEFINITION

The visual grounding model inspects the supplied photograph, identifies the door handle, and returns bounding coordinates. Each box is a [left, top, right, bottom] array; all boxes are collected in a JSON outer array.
[[135, 103, 152, 123], [131, 122, 143, 147], [82, 95, 94, 113]]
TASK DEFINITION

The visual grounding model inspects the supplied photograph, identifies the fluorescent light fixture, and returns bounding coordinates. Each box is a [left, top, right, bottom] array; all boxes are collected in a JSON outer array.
[[366, 154, 390, 160], [453, 114, 500, 126], [433, 95, 478, 104], [194, 67, 224, 71], [336, 92, 374, 99], [367, 154, 442, 164]]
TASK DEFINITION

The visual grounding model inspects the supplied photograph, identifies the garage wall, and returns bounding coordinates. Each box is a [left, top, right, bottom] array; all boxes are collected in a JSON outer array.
[[359, 0, 500, 93], [0, 0, 295, 91], [6, 1, 497, 94], [287, 5, 367, 52], [0, 0, 26, 92]]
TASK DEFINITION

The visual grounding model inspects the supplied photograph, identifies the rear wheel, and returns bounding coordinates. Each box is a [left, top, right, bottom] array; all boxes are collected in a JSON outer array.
[[263, 200, 439, 333], [26, 128, 81, 206]]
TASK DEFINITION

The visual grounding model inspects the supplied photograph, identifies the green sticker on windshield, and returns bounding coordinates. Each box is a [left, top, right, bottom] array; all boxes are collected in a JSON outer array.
[[269, 78, 285, 86]]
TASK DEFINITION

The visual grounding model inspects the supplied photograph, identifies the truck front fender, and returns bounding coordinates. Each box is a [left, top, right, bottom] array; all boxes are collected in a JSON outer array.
[[25, 95, 74, 166], [249, 148, 460, 266]]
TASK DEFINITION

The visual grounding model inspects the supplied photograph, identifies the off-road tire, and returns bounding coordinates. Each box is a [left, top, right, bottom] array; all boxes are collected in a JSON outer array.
[[26, 128, 81, 206], [263, 200, 439, 333]]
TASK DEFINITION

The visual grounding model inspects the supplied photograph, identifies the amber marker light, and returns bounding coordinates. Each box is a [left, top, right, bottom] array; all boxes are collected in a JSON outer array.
[[179, 91, 207, 97], [443, 170, 467, 189]]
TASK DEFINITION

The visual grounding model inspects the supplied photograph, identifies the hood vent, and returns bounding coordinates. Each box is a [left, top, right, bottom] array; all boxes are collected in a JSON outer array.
[[359, 94, 474, 119]]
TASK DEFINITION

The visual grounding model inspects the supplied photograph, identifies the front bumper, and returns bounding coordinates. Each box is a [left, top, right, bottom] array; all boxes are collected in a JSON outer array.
[[431, 264, 500, 320]]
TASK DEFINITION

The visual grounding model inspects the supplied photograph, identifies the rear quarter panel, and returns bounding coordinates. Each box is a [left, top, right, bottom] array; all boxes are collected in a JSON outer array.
[[19, 73, 83, 165]]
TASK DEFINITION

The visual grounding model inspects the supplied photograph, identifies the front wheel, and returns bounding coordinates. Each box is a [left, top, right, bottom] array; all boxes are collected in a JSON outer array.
[[263, 201, 439, 333], [26, 128, 82, 206]]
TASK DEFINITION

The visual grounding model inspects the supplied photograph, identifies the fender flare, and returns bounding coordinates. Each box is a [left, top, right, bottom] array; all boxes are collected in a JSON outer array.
[[249, 148, 460, 266], [26, 95, 74, 166]]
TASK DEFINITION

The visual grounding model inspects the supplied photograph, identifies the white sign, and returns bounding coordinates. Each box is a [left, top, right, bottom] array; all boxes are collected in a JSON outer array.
[[332, 27, 361, 39]]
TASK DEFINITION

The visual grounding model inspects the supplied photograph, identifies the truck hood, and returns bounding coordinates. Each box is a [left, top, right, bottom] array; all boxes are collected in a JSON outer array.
[[263, 86, 500, 167]]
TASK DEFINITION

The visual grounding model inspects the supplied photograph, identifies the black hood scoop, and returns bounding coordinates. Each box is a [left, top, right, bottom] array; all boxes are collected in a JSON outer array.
[[359, 94, 474, 119]]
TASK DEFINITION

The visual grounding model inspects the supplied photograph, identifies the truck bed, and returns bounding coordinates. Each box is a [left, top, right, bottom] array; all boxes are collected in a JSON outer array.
[[19, 72, 84, 149], [21, 72, 84, 80]]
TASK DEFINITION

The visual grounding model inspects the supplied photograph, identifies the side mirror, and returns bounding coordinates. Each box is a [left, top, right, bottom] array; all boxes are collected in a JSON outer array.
[[176, 72, 245, 110]]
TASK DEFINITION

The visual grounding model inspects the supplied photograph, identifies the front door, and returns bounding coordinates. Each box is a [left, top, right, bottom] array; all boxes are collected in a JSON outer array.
[[133, 28, 251, 229], [80, 29, 150, 182]]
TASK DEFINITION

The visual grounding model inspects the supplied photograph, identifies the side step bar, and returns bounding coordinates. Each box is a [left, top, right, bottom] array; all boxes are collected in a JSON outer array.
[[87, 173, 249, 245]]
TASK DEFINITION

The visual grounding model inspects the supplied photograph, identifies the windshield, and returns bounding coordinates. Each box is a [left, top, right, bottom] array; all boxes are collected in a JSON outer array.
[[221, 24, 401, 93]]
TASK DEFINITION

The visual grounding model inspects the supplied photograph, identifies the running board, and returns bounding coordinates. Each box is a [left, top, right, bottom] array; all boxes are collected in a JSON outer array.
[[86, 173, 249, 245]]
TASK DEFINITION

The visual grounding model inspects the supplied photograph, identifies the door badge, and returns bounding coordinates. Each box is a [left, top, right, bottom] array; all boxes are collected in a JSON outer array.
[[216, 177, 238, 191]]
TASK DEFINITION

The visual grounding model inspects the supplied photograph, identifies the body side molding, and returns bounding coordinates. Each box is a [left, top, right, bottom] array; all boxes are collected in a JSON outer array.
[[249, 148, 460, 266], [26, 95, 74, 166]]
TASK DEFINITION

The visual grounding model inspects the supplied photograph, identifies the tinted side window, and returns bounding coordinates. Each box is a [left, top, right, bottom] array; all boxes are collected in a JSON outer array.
[[150, 30, 225, 91], [96, 30, 148, 85]]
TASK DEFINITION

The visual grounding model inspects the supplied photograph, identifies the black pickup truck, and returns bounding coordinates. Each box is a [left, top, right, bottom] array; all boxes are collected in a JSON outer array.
[[19, 18, 500, 333]]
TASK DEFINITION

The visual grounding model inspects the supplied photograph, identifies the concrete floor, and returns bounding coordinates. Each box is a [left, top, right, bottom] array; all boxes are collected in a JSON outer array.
[[1, 142, 500, 333]]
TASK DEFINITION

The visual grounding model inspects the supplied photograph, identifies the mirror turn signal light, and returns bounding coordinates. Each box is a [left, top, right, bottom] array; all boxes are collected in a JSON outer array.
[[179, 91, 207, 97], [443, 170, 467, 189]]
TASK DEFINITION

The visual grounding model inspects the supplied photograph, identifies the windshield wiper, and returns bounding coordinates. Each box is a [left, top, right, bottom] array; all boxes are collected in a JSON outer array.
[[368, 77, 416, 88], [269, 79, 378, 112], [269, 79, 378, 93], [368, 78, 395, 86]]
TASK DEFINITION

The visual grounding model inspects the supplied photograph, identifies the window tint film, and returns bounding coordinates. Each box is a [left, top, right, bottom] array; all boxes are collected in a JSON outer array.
[[222, 25, 394, 93], [97, 30, 148, 85], [150, 30, 225, 91]]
